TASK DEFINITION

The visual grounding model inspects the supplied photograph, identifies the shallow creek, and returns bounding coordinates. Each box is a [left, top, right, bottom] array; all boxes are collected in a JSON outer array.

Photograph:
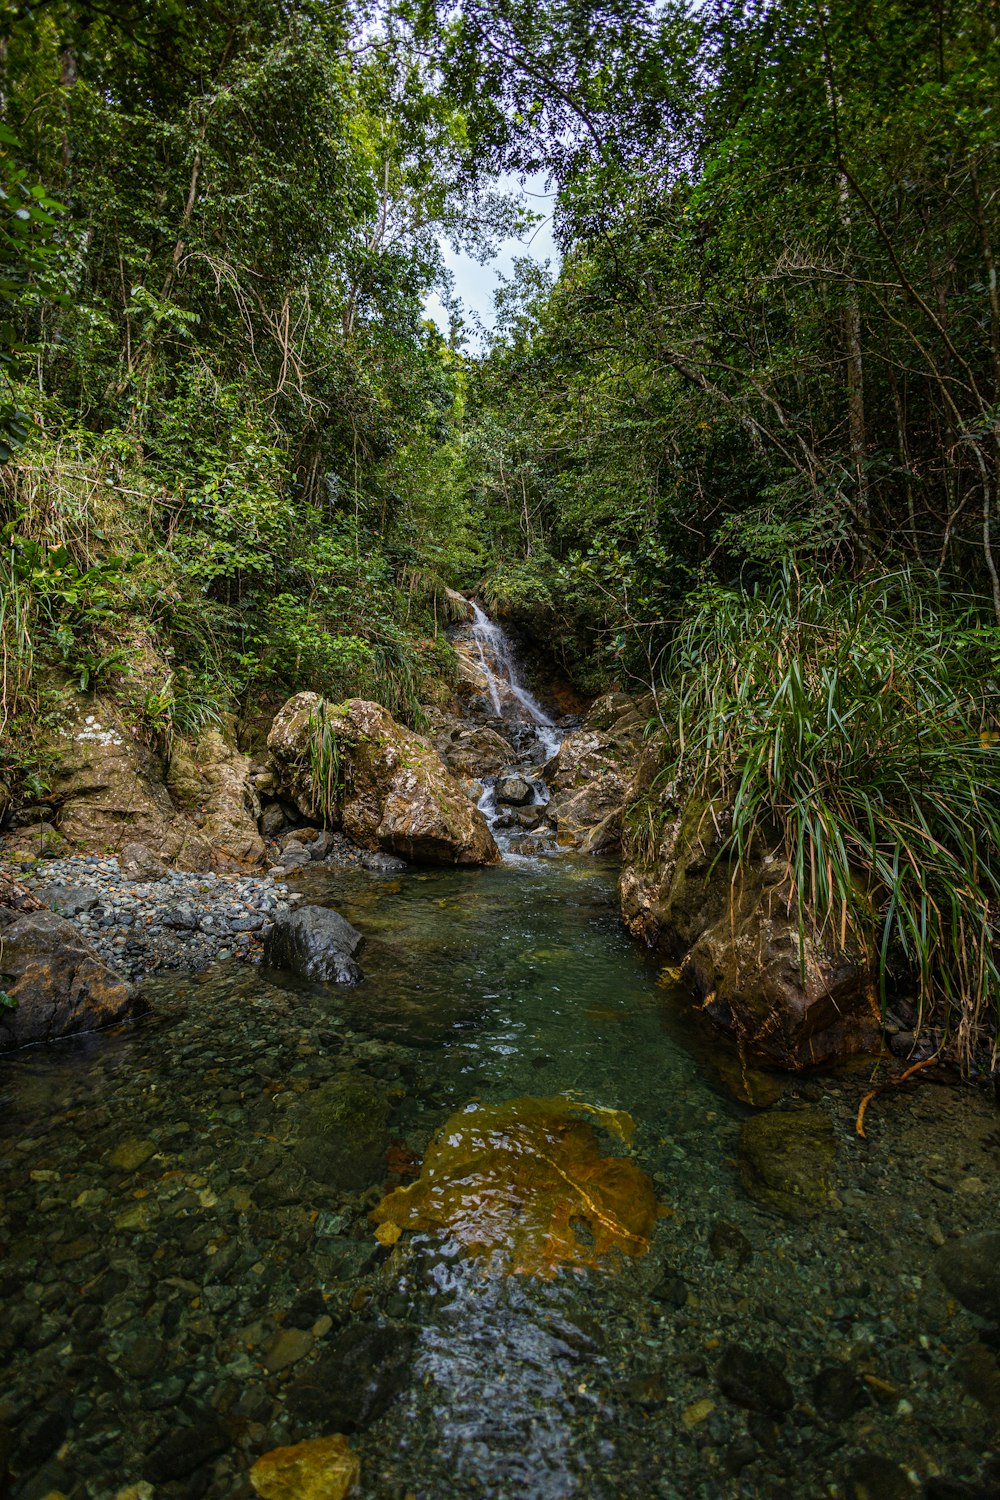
[[1, 854, 999, 1500]]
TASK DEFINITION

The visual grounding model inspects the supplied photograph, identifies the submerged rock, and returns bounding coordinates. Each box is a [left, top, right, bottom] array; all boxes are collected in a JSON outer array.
[[737, 1108, 837, 1218], [295, 1073, 391, 1189], [716, 1343, 794, 1417], [0, 907, 135, 1050], [285, 1323, 415, 1433], [268, 694, 500, 867], [250, 1435, 360, 1500], [371, 1094, 660, 1278], [263, 905, 363, 985], [935, 1232, 1000, 1322]]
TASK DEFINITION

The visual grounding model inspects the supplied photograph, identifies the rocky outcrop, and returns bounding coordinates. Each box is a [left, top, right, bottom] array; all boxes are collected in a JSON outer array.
[[424, 712, 516, 779], [619, 793, 878, 1068], [543, 692, 649, 851], [46, 704, 215, 869], [263, 905, 363, 985], [166, 725, 265, 865], [0, 907, 135, 1050], [267, 694, 500, 867]]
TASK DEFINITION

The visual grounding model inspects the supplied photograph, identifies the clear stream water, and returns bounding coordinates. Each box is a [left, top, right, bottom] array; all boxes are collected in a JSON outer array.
[[1, 627, 998, 1499]]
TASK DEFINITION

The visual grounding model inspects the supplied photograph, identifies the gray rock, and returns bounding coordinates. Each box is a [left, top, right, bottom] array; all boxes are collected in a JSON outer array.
[[263, 905, 363, 984], [162, 903, 199, 931], [119, 842, 169, 881], [259, 801, 286, 838], [42, 885, 99, 918], [495, 775, 534, 807], [285, 1322, 415, 1433], [361, 851, 407, 873]]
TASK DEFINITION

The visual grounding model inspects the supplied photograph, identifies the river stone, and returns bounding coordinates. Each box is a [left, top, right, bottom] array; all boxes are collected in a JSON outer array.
[[144, 1420, 228, 1482], [250, 1435, 360, 1500], [843, 1453, 915, 1500], [495, 775, 534, 806], [935, 1233, 1000, 1321], [295, 1073, 390, 1188], [263, 906, 363, 985], [284, 1322, 415, 1433], [41, 885, 99, 917], [737, 1109, 837, 1218], [0, 909, 135, 1051], [812, 1363, 866, 1421], [708, 1219, 752, 1268], [716, 1344, 793, 1417]]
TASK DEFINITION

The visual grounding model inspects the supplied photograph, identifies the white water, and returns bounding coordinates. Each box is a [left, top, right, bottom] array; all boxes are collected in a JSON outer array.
[[469, 601, 560, 755]]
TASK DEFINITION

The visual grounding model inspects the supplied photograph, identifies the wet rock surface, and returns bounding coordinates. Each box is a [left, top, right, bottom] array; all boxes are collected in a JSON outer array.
[[0, 906, 135, 1050], [263, 906, 363, 985]]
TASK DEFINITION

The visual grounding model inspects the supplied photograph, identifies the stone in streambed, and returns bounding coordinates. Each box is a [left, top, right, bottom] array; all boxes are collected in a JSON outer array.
[[119, 842, 169, 881], [41, 885, 98, 917], [843, 1454, 916, 1500], [737, 1109, 837, 1219], [295, 1074, 390, 1189], [935, 1232, 1000, 1322], [812, 1363, 866, 1421], [708, 1219, 752, 1268], [250, 1434, 359, 1500], [0, 908, 135, 1051], [284, 1323, 415, 1433], [262, 1327, 313, 1373], [495, 775, 534, 807], [263, 906, 362, 985], [716, 1344, 793, 1417]]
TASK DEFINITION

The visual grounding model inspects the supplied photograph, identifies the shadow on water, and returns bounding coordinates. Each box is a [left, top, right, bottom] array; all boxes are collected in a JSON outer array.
[[0, 853, 998, 1499]]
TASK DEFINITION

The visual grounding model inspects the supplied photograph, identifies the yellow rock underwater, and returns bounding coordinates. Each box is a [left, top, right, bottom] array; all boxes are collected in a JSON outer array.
[[371, 1094, 661, 1278], [250, 1435, 359, 1500]]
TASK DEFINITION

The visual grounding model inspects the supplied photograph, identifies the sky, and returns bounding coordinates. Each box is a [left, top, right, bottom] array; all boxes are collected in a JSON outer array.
[[423, 172, 560, 343]]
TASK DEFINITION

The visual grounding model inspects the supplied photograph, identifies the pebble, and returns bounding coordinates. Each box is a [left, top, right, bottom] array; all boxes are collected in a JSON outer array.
[[15, 855, 299, 982]]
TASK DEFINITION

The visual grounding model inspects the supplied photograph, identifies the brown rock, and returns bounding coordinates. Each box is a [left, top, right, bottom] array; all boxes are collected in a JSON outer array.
[[48, 703, 213, 869], [268, 694, 500, 867], [620, 794, 878, 1069], [166, 725, 265, 865], [543, 693, 648, 851], [250, 1435, 359, 1500], [0, 908, 135, 1051]]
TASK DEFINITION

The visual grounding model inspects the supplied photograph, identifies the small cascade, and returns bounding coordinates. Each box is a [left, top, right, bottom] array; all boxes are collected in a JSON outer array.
[[450, 598, 566, 857], [468, 601, 558, 739]]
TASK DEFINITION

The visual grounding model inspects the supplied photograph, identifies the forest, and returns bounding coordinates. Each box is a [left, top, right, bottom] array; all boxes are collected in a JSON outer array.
[[3, 0, 1000, 1047]]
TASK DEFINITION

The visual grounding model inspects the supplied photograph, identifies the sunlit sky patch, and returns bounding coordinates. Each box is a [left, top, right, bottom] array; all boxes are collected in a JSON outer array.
[[425, 171, 560, 343]]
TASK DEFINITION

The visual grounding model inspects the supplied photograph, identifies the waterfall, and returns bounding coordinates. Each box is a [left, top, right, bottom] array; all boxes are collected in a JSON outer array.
[[468, 602, 562, 758]]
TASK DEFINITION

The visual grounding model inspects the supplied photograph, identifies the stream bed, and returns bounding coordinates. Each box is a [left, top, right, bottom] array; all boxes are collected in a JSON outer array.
[[1, 854, 999, 1500]]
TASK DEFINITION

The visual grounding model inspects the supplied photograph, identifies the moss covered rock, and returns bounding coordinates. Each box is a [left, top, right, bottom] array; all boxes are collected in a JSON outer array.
[[737, 1109, 837, 1218], [294, 1073, 391, 1189]]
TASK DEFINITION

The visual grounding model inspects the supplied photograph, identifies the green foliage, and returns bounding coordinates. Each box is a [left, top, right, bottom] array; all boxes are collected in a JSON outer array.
[[668, 567, 1000, 1059], [306, 701, 345, 826], [0, 124, 64, 461]]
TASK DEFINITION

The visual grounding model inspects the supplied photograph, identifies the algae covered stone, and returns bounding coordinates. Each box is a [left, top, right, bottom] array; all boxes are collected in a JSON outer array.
[[737, 1108, 837, 1218], [371, 1094, 661, 1278], [250, 1435, 359, 1500], [295, 1073, 391, 1189]]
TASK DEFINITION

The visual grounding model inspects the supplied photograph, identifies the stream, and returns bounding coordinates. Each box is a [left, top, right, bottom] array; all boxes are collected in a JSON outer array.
[[1, 618, 999, 1500]]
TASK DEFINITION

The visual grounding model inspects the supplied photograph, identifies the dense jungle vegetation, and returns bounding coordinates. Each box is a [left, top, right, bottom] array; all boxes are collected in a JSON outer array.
[[3, 0, 1000, 1051]]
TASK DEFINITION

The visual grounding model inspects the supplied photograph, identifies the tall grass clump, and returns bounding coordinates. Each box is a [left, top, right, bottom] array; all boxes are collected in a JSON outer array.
[[667, 566, 1000, 1063], [306, 703, 345, 825]]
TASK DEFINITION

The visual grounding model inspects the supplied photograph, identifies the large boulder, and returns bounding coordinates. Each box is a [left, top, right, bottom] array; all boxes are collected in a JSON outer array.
[[268, 694, 500, 867], [263, 905, 363, 985], [166, 724, 265, 865], [619, 793, 878, 1069], [0, 907, 135, 1050], [543, 693, 648, 852], [426, 713, 517, 779], [46, 703, 214, 869]]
